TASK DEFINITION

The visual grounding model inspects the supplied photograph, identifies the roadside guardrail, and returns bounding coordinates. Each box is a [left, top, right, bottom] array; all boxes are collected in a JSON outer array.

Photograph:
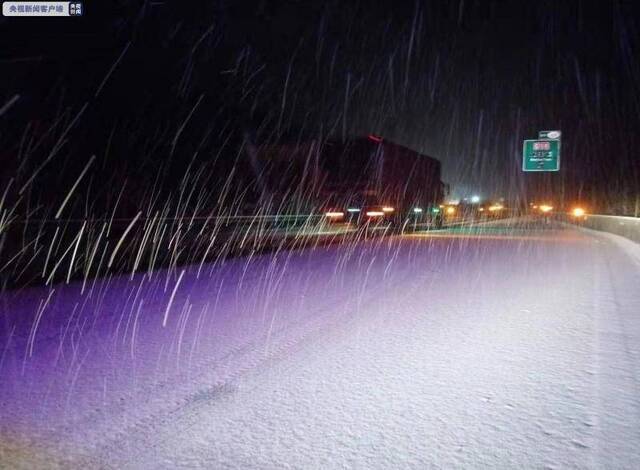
[[0, 210, 516, 289], [564, 214, 640, 244]]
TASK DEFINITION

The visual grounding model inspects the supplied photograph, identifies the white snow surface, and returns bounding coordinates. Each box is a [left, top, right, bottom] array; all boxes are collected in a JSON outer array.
[[1, 220, 640, 469]]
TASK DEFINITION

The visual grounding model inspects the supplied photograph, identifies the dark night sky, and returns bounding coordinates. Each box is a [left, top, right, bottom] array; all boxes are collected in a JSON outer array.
[[1, 0, 639, 214]]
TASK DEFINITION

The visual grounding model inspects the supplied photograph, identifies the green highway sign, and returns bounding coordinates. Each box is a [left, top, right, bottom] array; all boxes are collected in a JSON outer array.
[[522, 139, 560, 172]]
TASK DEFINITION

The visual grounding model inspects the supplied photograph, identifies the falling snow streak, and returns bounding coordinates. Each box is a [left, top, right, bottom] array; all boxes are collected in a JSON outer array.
[[55, 156, 96, 220], [163, 269, 185, 327], [0, 94, 20, 117], [107, 212, 142, 269]]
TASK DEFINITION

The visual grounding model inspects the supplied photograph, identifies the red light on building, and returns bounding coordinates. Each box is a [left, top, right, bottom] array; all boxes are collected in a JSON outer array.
[[368, 134, 383, 143]]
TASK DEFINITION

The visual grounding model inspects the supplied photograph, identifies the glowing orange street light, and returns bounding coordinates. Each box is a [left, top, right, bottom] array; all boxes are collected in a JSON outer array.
[[572, 207, 586, 218], [366, 211, 385, 217]]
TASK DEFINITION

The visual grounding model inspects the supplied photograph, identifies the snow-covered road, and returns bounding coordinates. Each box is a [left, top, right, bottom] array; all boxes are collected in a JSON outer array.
[[1, 220, 639, 468]]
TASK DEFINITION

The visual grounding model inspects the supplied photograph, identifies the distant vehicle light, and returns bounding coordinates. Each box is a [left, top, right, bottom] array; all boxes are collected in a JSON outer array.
[[366, 211, 385, 217], [325, 211, 344, 218], [346, 207, 361, 213], [539, 205, 553, 213], [382, 206, 395, 213], [572, 207, 586, 217], [446, 206, 456, 215], [479, 207, 485, 212], [532, 205, 538, 209], [488, 204, 504, 212], [414, 207, 424, 213]]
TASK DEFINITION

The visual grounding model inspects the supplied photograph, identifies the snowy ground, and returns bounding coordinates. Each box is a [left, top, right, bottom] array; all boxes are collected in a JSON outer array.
[[1, 219, 640, 469]]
